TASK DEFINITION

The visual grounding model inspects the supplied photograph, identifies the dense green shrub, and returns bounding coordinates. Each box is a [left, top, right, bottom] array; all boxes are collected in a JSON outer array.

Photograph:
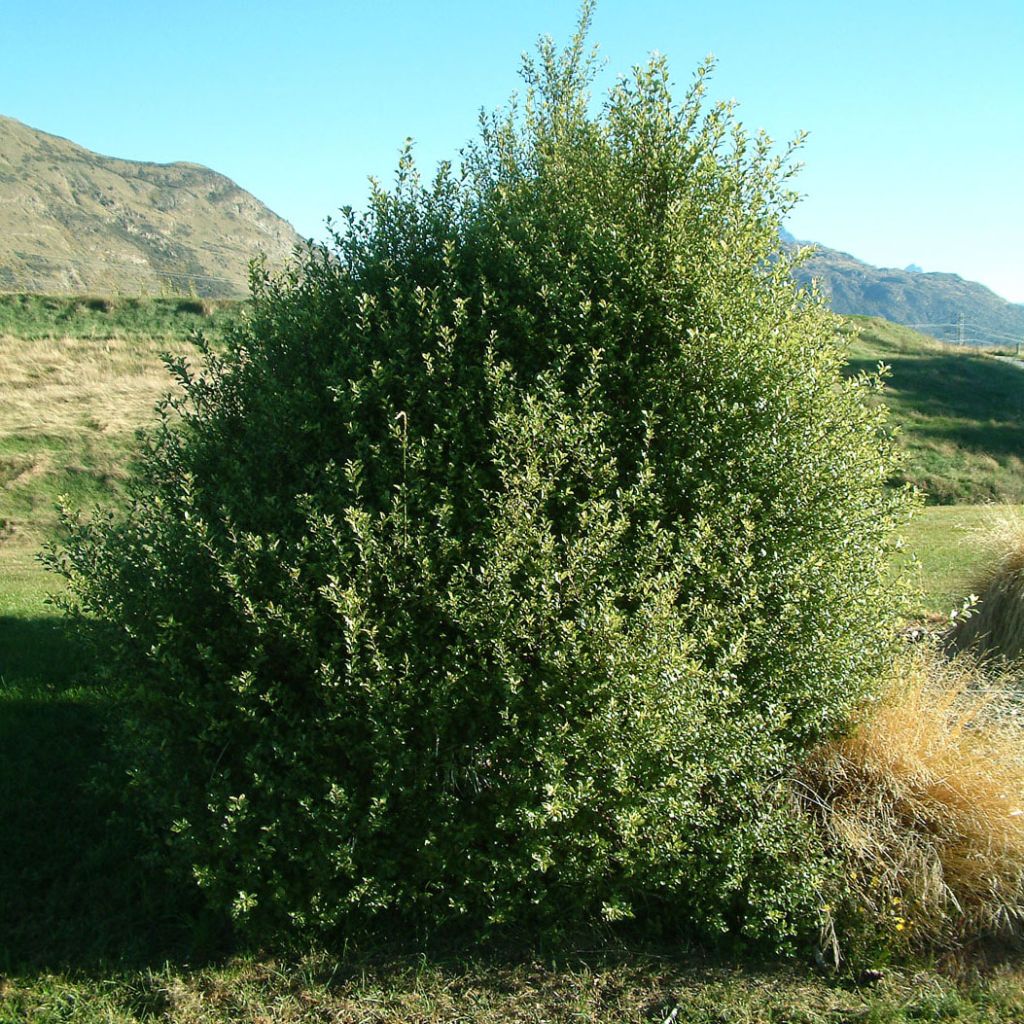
[[50, 11, 911, 951]]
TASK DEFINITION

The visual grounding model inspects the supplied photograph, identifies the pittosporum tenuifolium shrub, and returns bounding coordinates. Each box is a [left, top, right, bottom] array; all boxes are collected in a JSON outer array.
[[49, 8, 912, 952]]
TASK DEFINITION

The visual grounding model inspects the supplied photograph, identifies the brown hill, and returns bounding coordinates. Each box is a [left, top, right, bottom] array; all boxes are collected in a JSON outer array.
[[0, 115, 301, 297], [784, 234, 1024, 348]]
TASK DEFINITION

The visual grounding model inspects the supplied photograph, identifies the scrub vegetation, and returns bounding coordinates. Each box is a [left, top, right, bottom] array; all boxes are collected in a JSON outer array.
[[49, 10, 911, 953]]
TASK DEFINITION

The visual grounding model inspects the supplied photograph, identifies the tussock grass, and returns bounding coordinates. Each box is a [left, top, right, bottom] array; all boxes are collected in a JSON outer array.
[[798, 646, 1024, 951], [952, 509, 1024, 661]]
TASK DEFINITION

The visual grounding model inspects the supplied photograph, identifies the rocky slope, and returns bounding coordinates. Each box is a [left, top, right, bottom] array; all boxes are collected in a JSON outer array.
[[0, 115, 301, 297], [788, 236, 1024, 347]]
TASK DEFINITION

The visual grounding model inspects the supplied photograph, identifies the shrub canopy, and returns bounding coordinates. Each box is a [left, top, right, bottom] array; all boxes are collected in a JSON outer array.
[[52, 13, 910, 951]]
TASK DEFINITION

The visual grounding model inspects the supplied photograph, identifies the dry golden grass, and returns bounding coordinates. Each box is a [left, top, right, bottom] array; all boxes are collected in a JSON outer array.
[[797, 646, 1024, 952], [0, 332, 198, 558], [0, 333, 196, 439], [952, 508, 1024, 662]]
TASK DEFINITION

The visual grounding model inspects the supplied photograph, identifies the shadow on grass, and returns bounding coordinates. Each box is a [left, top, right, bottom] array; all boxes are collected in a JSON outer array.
[[0, 613, 226, 973], [0, 613, 84, 691], [846, 353, 1024, 458]]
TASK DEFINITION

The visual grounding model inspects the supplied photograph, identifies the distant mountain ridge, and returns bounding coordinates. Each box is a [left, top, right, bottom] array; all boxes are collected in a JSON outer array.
[[785, 233, 1024, 347], [0, 115, 301, 297]]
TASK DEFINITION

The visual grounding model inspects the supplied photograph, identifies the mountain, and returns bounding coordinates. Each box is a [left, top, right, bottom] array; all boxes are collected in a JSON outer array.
[[0, 115, 301, 297], [788, 238, 1024, 348]]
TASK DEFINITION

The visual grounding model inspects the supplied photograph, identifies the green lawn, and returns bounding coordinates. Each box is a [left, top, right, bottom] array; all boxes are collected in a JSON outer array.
[[845, 316, 1024, 505], [900, 504, 1016, 619], [0, 553, 210, 976], [0, 546, 1021, 1022]]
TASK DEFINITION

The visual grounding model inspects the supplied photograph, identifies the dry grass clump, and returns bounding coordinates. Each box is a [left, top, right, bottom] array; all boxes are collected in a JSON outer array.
[[951, 508, 1024, 661], [797, 646, 1024, 951]]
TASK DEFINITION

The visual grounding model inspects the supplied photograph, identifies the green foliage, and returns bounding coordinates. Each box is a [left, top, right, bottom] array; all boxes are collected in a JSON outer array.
[[0, 293, 242, 342], [48, 11, 911, 952]]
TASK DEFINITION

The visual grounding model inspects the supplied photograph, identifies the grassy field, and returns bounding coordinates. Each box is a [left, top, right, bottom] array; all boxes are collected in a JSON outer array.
[[0, 327, 206, 559], [844, 316, 1024, 505], [2, 301, 1023, 1020], [900, 504, 1017, 619]]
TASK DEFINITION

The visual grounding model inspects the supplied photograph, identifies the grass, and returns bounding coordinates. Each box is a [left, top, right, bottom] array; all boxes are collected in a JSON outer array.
[[898, 505, 1017, 620], [0, 309, 223, 973], [951, 509, 1024, 661], [0, 293, 243, 342], [0, 329, 205, 555], [0, 563, 215, 974], [5, 952, 1024, 1023], [2, 303, 1024, 1018], [844, 316, 1024, 505], [799, 647, 1024, 953]]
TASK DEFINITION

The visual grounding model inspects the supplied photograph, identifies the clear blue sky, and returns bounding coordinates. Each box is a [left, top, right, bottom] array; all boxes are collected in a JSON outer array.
[[4, 1, 1022, 301]]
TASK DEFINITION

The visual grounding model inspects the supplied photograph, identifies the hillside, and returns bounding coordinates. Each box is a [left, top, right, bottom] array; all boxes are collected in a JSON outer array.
[[0, 115, 301, 296], [843, 315, 1024, 503], [790, 238, 1024, 347]]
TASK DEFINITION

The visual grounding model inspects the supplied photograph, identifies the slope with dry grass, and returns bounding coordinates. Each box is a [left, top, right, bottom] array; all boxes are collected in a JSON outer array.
[[0, 331, 202, 569]]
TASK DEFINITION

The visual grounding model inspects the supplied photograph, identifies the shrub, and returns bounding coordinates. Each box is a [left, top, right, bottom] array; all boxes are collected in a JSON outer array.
[[798, 645, 1024, 956], [49, 8, 910, 951], [174, 297, 217, 318]]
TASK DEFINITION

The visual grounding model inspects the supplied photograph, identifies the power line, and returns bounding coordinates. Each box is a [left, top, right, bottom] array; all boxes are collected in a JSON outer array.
[[902, 318, 1024, 347]]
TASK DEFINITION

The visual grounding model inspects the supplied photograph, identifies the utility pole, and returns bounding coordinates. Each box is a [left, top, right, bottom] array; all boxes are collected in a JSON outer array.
[[957, 312, 965, 346]]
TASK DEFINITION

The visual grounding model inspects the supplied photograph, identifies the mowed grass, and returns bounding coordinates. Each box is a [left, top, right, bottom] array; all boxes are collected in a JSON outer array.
[[2, 302, 1023, 1018], [900, 504, 1019, 619], [0, 572, 190, 973], [844, 316, 1024, 505]]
